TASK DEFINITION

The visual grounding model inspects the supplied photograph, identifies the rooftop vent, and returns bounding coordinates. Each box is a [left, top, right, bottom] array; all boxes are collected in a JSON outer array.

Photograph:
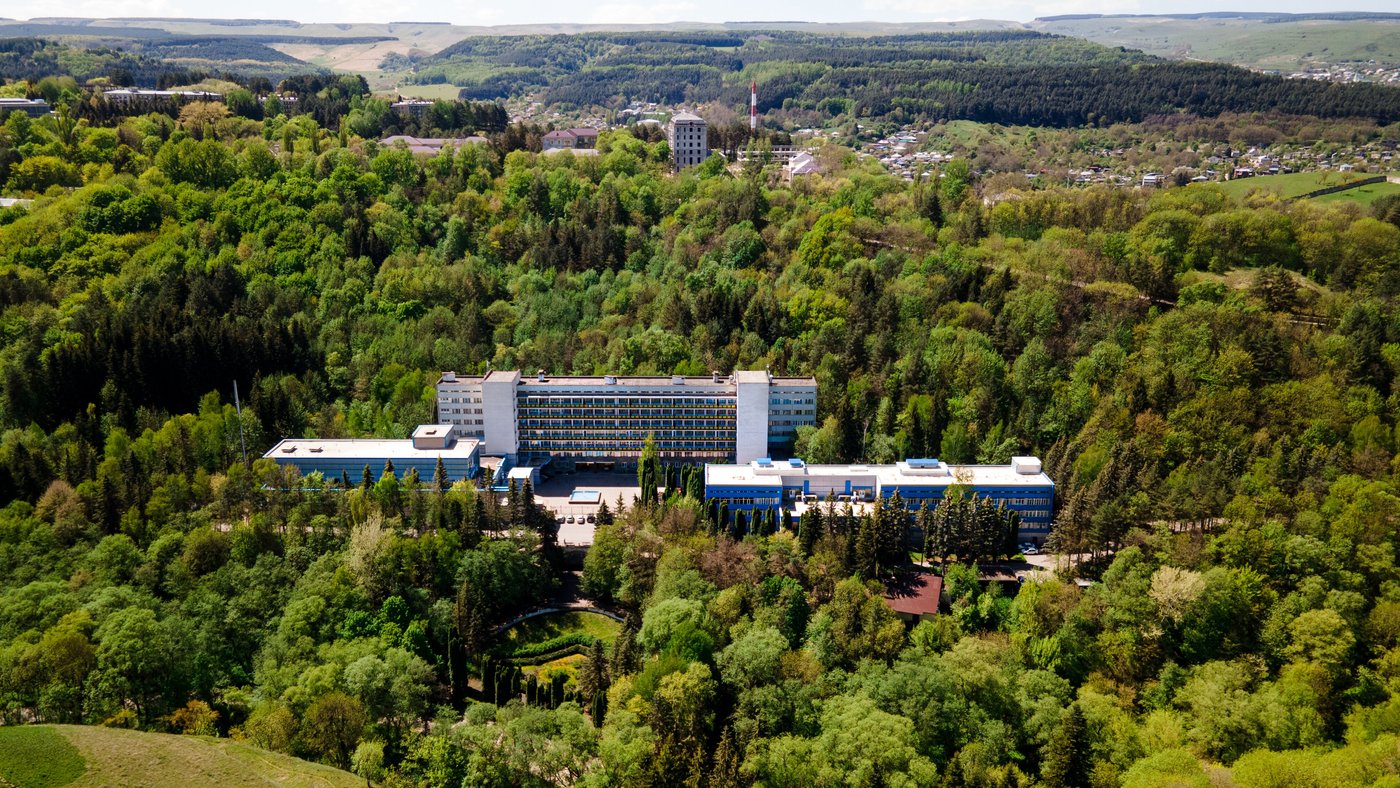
[[1012, 456, 1043, 475], [672, 375, 685, 385], [537, 369, 546, 383], [442, 371, 457, 382], [309, 447, 323, 453], [712, 370, 721, 383], [280, 445, 296, 453], [604, 375, 616, 385]]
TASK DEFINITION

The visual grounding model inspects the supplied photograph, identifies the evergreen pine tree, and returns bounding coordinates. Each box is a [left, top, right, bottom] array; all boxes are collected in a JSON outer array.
[[1042, 703, 1092, 788], [799, 505, 821, 556], [433, 456, 449, 493], [855, 515, 878, 578], [361, 464, 373, 491], [710, 726, 743, 788]]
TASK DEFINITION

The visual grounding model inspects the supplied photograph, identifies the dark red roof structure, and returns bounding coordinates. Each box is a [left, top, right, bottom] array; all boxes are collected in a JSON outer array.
[[883, 571, 943, 618]]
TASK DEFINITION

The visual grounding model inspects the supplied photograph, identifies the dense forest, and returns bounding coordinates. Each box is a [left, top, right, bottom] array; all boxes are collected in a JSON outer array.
[[3, 79, 1400, 786], [410, 30, 1400, 126], [0, 37, 325, 90]]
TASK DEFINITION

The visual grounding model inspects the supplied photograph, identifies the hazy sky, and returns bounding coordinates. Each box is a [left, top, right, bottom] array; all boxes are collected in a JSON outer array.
[[6, 1, 1398, 27]]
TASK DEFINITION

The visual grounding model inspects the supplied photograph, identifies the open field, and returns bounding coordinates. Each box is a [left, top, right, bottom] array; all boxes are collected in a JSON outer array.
[[1313, 180, 1400, 206], [0, 725, 360, 788], [391, 83, 466, 100], [1206, 171, 1398, 203], [1035, 15, 1400, 72]]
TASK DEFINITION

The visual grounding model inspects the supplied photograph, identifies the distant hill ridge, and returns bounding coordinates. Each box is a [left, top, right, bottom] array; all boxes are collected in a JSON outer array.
[[1037, 11, 1400, 22]]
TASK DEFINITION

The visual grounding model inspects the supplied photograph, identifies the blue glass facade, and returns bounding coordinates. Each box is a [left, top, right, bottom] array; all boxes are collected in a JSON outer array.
[[273, 453, 478, 484], [704, 459, 1056, 540], [517, 393, 738, 460]]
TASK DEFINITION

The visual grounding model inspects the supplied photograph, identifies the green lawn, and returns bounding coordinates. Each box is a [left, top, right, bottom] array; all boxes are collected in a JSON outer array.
[[1312, 180, 1400, 207], [0, 725, 360, 787], [1212, 171, 1360, 200], [0, 725, 85, 787], [392, 83, 463, 100], [1207, 171, 1398, 205], [497, 611, 622, 652]]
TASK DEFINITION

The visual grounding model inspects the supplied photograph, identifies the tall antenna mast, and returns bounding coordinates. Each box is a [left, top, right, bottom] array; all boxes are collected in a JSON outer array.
[[233, 380, 249, 468], [750, 79, 758, 132]]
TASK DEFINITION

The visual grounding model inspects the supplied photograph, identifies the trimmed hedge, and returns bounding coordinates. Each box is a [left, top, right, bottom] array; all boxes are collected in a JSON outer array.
[[501, 632, 597, 660], [503, 643, 591, 667]]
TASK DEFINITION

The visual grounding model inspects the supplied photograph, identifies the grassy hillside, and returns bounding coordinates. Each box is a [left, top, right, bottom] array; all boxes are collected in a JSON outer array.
[[1035, 14, 1400, 72], [0, 725, 360, 788]]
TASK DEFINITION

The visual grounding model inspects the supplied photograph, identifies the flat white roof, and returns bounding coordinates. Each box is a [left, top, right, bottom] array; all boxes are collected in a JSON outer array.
[[706, 458, 1053, 488], [264, 437, 479, 461], [412, 424, 457, 440], [438, 370, 815, 388]]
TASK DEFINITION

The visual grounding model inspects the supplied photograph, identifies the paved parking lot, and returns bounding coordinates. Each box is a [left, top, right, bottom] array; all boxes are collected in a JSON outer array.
[[534, 471, 640, 546]]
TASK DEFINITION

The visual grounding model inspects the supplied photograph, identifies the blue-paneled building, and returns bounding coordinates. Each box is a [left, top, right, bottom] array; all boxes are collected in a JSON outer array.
[[704, 457, 1055, 543], [264, 424, 480, 484]]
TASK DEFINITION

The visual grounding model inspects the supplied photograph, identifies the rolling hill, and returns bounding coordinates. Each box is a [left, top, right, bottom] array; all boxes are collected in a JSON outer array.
[[1034, 13, 1400, 73], [0, 725, 360, 788]]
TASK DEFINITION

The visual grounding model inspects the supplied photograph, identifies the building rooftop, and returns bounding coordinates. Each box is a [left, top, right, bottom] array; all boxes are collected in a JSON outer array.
[[671, 111, 705, 123], [705, 457, 1054, 488], [381, 135, 488, 148], [883, 571, 943, 617], [411, 424, 457, 441], [439, 370, 815, 388], [263, 436, 479, 462]]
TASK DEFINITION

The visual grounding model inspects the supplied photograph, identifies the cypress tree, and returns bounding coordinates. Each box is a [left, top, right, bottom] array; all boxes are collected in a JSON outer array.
[[361, 464, 373, 491]]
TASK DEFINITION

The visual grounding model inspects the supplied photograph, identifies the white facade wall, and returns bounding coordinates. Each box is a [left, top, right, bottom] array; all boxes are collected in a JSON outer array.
[[480, 371, 521, 456], [436, 374, 485, 441], [669, 113, 709, 170], [734, 371, 771, 463]]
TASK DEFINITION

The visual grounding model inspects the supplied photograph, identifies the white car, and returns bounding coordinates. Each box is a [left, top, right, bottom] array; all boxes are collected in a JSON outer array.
[[1023, 546, 1041, 556]]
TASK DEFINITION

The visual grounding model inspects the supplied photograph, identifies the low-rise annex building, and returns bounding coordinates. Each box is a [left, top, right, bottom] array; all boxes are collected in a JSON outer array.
[[704, 456, 1056, 543], [263, 424, 480, 484]]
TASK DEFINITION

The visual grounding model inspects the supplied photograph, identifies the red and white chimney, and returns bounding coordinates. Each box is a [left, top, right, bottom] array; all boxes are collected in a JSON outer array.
[[750, 79, 758, 131]]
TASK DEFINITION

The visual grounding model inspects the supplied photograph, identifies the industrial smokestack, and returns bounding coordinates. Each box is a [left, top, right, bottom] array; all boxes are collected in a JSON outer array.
[[750, 79, 757, 132]]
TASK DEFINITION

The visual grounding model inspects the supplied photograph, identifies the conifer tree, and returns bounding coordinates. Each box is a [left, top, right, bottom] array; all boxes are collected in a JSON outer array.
[[799, 505, 821, 556], [1043, 703, 1091, 788], [855, 515, 878, 578], [433, 456, 448, 493]]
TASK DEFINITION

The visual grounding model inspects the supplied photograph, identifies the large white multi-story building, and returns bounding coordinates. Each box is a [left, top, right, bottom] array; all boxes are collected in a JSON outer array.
[[668, 111, 709, 170], [436, 369, 816, 465]]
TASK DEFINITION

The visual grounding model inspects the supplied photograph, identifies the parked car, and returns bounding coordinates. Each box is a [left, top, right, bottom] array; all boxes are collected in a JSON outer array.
[[586, 514, 596, 523], [1023, 546, 1041, 556], [566, 515, 575, 524]]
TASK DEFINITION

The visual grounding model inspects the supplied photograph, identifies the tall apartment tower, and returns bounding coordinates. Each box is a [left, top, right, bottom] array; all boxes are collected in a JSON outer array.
[[668, 111, 709, 171]]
